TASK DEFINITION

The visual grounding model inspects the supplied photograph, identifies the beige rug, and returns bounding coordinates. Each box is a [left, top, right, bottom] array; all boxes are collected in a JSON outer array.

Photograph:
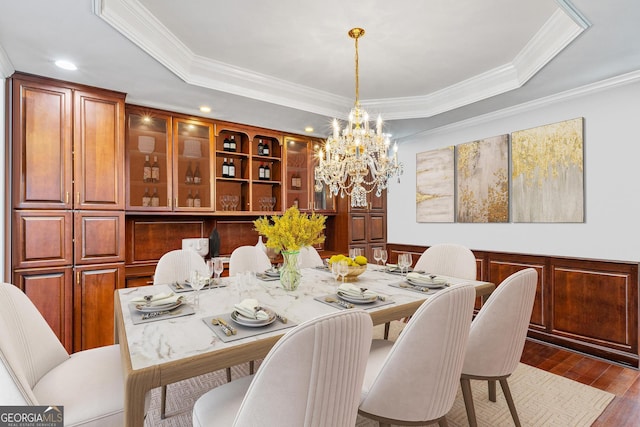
[[144, 323, 614, 427]]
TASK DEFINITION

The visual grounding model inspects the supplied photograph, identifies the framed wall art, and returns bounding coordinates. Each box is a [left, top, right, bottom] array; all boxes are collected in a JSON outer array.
[[416, 146, 455, 222]]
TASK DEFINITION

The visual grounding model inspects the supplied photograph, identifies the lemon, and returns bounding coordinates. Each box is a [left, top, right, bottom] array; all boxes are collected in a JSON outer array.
[[354, 255, 368, 266]]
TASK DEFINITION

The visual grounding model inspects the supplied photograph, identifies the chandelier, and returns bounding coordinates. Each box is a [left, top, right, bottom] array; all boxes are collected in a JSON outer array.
[[315, 28, 403, 208]]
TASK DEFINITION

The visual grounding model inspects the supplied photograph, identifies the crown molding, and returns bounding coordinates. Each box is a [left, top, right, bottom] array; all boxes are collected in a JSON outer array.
[[0, 42, 15, 78], [398, 69, 640, 143], [95, 0, 587, 121]]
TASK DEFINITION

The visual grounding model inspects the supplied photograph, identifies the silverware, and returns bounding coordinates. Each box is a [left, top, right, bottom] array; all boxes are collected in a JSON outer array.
[[173, 282, 184, 290], [275, 312, 288, 323], [142, 310, 171, 320], [399, 282, 429, 292], [324, 296, 354, 309], [217, 317, 237, 335], [211, 318, 232, 336]]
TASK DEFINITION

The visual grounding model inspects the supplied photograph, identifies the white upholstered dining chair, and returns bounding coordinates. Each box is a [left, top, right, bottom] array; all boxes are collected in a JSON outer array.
[[228, 245, 271, 276], [192, 310, 373, 427], [0, 282, 126, 426], [298, 245, 324, 268], [153, 248, 208, 285], [359, 283, 476, 427], [460, 268, 538, 427], [414, 243, 477, 280]]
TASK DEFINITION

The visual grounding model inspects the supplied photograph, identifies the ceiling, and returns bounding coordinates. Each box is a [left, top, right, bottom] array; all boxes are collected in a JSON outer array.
[[1, 0, 639, 142]]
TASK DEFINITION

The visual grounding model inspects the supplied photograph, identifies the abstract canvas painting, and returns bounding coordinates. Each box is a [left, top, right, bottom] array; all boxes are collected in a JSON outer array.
[[511, 117, 584, 222], [416, 146, 455, 222], [456, 134, 509, 223]]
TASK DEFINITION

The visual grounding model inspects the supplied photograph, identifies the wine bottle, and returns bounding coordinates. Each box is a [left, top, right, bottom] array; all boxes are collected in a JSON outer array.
[[258, 163, 265, 180], [151, 187, 159, 207], [142, 187, 151, 207], [264, 163, 271, 180], [228, 158, 235, 178], [193, 190, 201, 207], [143, 155, 152, 182], [257, 139, 264, 156], [223, 135, 230, 151], [185, 162, 194, 184], [151, 155, 160, 182], [222, 158, 229, 178], [262, 140, 270, 156], [193, 162, 202, 184], [229, 135, 237, 152], [187, 190, 194, 207]]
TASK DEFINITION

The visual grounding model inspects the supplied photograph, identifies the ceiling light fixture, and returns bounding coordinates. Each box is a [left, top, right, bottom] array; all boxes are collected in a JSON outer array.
[[54, 59, 77, 70], [315, 28, 403, 208], [199, 106, 211, 113], [304, 126, 314, 133]]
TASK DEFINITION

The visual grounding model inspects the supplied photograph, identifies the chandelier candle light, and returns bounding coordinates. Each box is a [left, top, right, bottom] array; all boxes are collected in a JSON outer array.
[[315, 28, 403, 208]]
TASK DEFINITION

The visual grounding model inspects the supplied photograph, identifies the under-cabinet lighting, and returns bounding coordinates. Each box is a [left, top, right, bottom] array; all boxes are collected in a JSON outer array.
[[55, 59, 77, 70]]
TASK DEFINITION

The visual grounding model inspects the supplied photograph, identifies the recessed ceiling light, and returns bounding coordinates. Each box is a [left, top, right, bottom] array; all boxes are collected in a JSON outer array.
[[199, 106, 211, 113], [304, 126, 314, 133], [54, 60, 77, 70]]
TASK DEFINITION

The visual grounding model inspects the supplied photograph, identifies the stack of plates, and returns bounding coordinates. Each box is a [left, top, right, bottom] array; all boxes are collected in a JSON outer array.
[[231, 307, 276, 327], [406, 276, 448, 289], [336, 291, 377, 304], [135, 299, 183, 313]]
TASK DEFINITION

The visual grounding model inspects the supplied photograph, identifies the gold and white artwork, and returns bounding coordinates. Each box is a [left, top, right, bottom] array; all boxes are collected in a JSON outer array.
[[416, 146, 455, 222], [456, 135, 509, 223], [511, 118, 584, 222]]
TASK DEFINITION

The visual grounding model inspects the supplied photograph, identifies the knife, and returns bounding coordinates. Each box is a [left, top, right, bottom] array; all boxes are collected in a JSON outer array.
[[142, 310, 172, 320], [211, 318, 232, 336], [217, 317, 237, 335], [275, 312, 288, 323]]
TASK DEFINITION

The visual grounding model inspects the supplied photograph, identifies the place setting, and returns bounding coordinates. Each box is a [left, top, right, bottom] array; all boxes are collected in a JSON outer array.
[[315, 282, 393, 310], [389, 271, 450, 294], [203, 298, 295, 342], [128, 291, 195, 324], [256, 266, 281, 282]]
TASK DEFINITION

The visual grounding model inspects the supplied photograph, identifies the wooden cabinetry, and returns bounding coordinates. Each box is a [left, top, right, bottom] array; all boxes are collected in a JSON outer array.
[[334, 190, 387, 260], [8, 73, 125, 352], [283, 135, 335, 213]]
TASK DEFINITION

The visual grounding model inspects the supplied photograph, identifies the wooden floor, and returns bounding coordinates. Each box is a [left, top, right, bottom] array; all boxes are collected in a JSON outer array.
[[521, 339, 640, 426]]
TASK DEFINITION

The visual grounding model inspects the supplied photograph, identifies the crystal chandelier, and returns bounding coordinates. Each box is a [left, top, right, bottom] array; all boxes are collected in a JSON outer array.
[[315, 28, 403, 208]]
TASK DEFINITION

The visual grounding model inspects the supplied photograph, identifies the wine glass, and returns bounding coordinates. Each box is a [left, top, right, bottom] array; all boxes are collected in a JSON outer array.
[[373, 248, 382, 269], [337, 260, 349, 284], [380, 249, 388, 268], [206, 258, 214, 283], [212, 257, 224, 284], [189, 270, 206, 309], [398, 253, 412, 277], [332, 261, 342, 283]]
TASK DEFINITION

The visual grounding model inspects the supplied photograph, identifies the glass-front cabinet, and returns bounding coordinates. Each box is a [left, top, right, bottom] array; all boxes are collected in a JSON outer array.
[[125, 108, 214, 211], [284, 135, 335, 212]]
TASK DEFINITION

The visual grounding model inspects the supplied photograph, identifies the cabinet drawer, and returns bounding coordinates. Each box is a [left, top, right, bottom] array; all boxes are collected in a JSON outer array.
[[13, 210, 73, 269], [74, 211, 125, 265]]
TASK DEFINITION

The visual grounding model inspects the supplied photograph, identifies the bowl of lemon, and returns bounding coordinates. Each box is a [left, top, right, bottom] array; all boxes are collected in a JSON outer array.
[[328, 254, 368, 282]]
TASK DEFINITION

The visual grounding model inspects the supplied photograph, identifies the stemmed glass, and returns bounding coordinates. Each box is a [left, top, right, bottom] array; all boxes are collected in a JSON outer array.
[[189, 270, 206, 309], [212, 257, 224, 284], [398, 252, 412, 277], [373, 248, 382, 269], [380, 249, 388, 268], [206, 259, 214, 284], [337, 260, 349, 284]]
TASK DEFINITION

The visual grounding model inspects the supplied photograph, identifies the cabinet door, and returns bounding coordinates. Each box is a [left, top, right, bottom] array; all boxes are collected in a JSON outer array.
[[367, 212, 387, 242], [74, 90, 125, 210], [173, 118, 214, 211], [74, 211, 125, 265], [126, 108, 173, 211], [74, 263, 125, 351], [11, 78, 73, 209], [251, 134, 282, 213], [285, 137, 310, 210], [14, 267, 73, 352], [13, 210, 73, 269]]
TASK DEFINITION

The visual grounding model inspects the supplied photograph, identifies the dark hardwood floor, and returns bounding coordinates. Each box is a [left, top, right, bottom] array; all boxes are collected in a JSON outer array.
[[521, 339, 640, 426]]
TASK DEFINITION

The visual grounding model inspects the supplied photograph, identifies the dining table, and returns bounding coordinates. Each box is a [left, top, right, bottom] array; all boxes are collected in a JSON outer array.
[[114, 265, 495, 427]]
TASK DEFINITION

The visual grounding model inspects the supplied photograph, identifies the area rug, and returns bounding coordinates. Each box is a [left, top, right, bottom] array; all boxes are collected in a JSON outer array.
[[143, 324, 614, 427]]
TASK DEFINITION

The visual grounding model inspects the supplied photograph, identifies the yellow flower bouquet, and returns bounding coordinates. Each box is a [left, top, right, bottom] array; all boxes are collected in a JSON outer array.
[[253, 207, 326, 290]]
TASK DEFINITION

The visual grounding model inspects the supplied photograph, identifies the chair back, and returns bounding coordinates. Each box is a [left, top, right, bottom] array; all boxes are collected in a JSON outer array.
[[462, 268, 538, 377], [229, 246, 271, 276], [298, 246, 324, 268], [154, 249, 208, 285], [414, 243, 477, 280], [0, 283, 70, 404], [233, 310, 373, 427], [359, 284, 476, 423]]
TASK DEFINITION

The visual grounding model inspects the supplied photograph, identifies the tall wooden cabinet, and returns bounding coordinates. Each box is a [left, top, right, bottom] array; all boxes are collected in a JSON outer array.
[[8, 73, 126, 352], [335, 189, 387, 260]]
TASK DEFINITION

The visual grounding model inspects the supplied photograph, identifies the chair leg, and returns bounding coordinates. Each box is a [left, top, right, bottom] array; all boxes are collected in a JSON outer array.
[[460, 378, 478, 427], [488, 379, 497, 402], [383, 322, 390, 339], [249, 360, 255, 374], [499, 378, 522, 427], [160, 385, 167, 419], [226, 367, 232, 382], [438, 416, 449, 426]]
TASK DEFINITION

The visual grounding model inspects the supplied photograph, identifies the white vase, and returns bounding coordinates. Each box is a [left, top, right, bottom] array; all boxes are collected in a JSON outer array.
[[255, 236, 267, 253]]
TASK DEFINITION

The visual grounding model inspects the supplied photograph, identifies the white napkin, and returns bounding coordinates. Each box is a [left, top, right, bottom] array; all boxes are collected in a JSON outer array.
[[130, 292, 181, 306], [234, 298, 269, 320], [406, 272, 446, 285], [338, 283, 378, 299]]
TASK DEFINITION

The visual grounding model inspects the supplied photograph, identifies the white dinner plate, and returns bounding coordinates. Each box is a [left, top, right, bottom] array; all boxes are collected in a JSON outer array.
[[337, 291, 377, 304], [231, 308, 276, 327], [406, 277, 447, 289], [264, 269, 280, 277], [135, 299, 184, 313]]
